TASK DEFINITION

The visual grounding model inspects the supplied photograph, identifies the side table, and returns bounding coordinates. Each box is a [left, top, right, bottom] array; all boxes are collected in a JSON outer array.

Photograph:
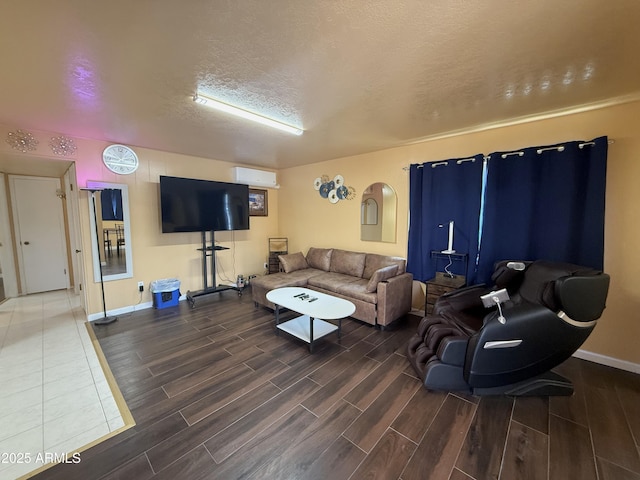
[[425, 272, 466, 315], [268, 237, 288, 274]]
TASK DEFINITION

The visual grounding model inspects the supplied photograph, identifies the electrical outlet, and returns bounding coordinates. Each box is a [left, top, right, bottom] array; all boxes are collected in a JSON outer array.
[[137, 281, 144, 292]]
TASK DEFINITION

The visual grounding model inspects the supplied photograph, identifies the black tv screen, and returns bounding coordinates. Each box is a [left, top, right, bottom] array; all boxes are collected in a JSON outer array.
[[160, 176, 250, 233]]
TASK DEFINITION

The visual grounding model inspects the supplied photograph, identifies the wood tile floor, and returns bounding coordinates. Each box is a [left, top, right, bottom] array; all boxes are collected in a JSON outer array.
[[32, 288, 640, 480]]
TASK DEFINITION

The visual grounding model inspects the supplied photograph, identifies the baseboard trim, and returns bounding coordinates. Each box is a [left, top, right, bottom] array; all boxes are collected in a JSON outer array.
[[573, 349, 640, 374], [87, 295, 187, 322]]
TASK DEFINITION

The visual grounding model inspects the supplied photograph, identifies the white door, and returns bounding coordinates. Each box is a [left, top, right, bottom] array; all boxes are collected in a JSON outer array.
[[10, 175, 69, 294], [0, 174, 18, 298], [64, 164, 87, 311]]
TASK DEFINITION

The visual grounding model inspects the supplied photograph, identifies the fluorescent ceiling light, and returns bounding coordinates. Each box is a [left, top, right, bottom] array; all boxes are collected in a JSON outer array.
[[193, 92, 303, 136]]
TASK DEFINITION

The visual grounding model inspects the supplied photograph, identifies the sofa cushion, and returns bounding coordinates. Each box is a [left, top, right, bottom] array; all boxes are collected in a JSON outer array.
[[308, 272, 361, 293], [306, 247, 333, 271], [365, 264, 399, 292], [286, 268, 326, 282], [252, 272, 308, 290], [252, 268, 325, 290], [330, 249, 366, 278], [278, 252, 308, 273], [336, 280, 378, 304], [363, 254, 407, 279]]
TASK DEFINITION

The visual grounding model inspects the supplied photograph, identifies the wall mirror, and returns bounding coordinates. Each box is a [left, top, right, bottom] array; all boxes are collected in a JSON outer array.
[[87, 181, 133, 282], [361, 182, 397, 243]]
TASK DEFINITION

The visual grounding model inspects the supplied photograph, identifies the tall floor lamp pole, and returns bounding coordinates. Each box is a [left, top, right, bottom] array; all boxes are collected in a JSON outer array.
[[82, 188, 117, 326]]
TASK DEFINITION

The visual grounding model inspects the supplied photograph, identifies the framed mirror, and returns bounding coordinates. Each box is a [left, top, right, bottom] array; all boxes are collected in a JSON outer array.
[[87, 181, 133, 282], [361, 182, 397, 243]]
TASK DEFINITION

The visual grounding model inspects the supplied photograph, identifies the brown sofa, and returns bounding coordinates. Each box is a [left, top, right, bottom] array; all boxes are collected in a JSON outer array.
[[251, 247, 413, 328]]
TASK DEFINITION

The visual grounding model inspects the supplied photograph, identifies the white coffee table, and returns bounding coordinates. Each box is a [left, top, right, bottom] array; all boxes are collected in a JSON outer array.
[[266, 287, 356, 352]]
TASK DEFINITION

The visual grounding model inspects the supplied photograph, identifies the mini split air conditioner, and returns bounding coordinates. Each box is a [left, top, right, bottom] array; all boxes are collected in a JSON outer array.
[[233, 166, 279, 189]]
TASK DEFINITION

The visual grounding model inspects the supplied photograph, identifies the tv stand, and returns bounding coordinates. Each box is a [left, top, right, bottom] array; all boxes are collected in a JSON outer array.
[[186, 231, 241, 308]]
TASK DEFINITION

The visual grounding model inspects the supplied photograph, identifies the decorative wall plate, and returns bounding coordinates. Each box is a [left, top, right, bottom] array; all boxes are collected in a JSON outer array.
[[315, 173, 355, 204], [319, 183, 331, 198], [102, 144, 139, 174]]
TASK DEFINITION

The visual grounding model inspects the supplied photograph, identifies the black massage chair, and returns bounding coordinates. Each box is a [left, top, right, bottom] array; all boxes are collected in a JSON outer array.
[[407, 260, 610, 396]]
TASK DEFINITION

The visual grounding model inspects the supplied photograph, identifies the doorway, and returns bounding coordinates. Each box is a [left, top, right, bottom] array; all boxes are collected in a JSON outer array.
[[10, 175, 69, 294]]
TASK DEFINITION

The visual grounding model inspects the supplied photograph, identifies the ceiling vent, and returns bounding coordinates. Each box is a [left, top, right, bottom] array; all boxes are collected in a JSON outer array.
[[233, 166, 279, 189]]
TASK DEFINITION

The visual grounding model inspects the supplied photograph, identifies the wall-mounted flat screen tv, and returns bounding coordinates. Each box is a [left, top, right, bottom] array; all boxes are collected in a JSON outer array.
[[160, 176, 250, 233]]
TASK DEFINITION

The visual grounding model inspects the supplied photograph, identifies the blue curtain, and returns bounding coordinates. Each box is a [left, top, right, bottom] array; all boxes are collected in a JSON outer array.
[[407, 155, 484, 283], [476, 136, 608, 283]]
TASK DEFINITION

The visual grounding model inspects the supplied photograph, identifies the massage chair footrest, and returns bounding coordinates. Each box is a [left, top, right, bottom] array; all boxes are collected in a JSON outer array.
[[423, 360, 472, 393]]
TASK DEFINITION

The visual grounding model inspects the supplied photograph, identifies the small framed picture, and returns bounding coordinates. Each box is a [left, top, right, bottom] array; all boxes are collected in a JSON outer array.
[[249, 188, 268, 216]]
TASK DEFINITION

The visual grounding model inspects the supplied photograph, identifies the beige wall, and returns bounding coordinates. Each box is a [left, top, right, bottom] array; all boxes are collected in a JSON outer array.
[[0, 133, 279, 316], [80, 148, 280, 314], [279, 156, 410, 257], [278, 99, 640, 365]]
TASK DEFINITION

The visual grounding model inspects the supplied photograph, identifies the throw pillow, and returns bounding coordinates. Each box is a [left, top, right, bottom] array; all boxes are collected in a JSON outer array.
[[278, 252, 308, 273], [365, 264, 399, 292], [306, 247, 333, 271]]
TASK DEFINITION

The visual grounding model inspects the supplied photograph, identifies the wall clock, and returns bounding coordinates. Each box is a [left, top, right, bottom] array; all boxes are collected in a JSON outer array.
[[102, 144, 139, 174]]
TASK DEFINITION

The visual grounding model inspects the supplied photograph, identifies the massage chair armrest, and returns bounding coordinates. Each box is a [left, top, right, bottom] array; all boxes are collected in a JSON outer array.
[[436, 336, 469, 366], [466, 302, 597, 388], [439, 283, 487, 300], [481, 301, 550, 328], [433, 260, 530, 316], [433, 284, 488, 315]]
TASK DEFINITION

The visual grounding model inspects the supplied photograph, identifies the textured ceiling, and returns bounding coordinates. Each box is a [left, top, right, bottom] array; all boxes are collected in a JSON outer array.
[[1, 0, 639, 170]]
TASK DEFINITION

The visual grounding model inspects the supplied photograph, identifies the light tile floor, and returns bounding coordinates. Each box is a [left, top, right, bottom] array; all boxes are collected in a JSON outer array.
[[0, 290, 126, 480]]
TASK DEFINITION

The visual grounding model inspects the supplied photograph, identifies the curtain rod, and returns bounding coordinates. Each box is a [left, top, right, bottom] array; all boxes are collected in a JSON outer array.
[[429, 156, 478, 168], [406, 156, 480, 170], [496, 139, 614, 159], [404, 138, 614, 170]]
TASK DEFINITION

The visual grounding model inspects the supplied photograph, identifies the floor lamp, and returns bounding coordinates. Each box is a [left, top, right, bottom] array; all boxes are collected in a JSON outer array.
[[82, 187, 117, 326]]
